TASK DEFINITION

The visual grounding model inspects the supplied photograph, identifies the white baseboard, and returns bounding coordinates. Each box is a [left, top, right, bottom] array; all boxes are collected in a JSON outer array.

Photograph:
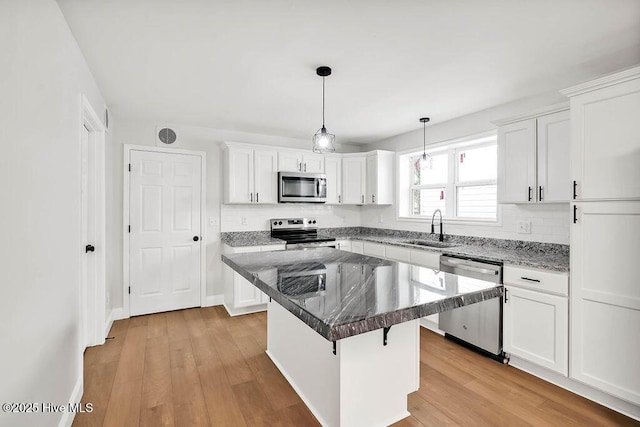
[[222, 302, 267, 317], [204, 294, 224, 307], [419, 318, 445, 336], [509, 356, 640, 421], [58, 372, 83, 427], [105, 307, 126, 337]]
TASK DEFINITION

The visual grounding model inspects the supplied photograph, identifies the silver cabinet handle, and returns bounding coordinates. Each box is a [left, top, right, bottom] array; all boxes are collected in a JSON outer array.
[[250, 192, 253, 202], [528, 186, 533, 201], [520, 277, 540, 283], [372, 194, 375, 203], [338, 195, 341, 203], [256, 192, 259, 203], [304, 163, 307, 172], [362, 195, 364, 203], [539, 186, 543, 201]]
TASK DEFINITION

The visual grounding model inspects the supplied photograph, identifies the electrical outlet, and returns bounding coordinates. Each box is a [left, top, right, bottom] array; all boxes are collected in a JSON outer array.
[[517, 221, 531, 234], [209, 216, 219, 226], [241, 216, 248, 225]]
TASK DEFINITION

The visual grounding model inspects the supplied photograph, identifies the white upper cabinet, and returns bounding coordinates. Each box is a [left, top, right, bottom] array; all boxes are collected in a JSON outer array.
[[498, 119, 537, 203], [278, 151, 325, 173], [496, 107, 570, 204], [342, 155, 367, 204], [366, 151, 394, 205], [223, 144, 277, 204], [253, 150, 278, 204], [536, 110, 571, 203], [325, 155, 342, 204], [303, 153, 325, 173], [562, 73, 640, 201], [278, 151, 303, 172], [224, 146, 254, 204]]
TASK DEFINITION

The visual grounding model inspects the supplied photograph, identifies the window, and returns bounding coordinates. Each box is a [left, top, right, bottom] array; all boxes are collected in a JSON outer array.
[[399, 134, 497, 221]]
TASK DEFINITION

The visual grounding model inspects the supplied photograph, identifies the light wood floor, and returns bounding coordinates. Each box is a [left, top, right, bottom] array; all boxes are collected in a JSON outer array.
[[74, 307, 639, 426]]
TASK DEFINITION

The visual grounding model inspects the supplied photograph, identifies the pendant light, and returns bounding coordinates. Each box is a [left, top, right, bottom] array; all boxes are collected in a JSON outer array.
[[312, 66, 336, 153], [419, 117, 431, 166]]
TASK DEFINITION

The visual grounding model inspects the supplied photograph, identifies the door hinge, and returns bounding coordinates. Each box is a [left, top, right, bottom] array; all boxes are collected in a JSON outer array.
[[128, 163, 131, 172], [128, 286, 131, 294]]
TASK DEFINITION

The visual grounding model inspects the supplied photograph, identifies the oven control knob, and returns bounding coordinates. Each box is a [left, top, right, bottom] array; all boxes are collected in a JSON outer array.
[[312, 220, 316, 224], [273, 221, 277, 225], [278, 221, 282, 225]]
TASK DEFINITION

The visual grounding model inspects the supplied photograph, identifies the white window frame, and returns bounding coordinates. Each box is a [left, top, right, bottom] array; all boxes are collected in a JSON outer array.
[[397, 131, 500, 225]]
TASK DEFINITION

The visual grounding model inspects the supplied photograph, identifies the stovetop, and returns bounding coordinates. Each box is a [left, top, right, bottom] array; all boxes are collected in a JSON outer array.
[[270, 217, 335, 245]]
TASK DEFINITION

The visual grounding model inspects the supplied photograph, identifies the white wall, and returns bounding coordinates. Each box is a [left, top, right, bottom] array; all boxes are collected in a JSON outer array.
[[0, 1, 106, 426], [360, 91, 571, 244], [110, 118, 362, 308]]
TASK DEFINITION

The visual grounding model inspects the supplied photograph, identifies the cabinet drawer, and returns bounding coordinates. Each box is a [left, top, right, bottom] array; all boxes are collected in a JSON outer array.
[[409, 250, 440, 269], [261, 244, 286, 252], [504, 265, 568, 296], [385, 245, 410, 263], [363, 241, 386, 258], [350, 241, 364, 254]]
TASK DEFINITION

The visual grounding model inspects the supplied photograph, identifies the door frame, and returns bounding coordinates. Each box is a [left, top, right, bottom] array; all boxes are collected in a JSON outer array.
[[80, 94, 106, 348], [122, 144, 207, 318]]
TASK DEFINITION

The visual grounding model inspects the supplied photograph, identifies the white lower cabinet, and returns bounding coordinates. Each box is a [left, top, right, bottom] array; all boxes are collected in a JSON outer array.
[[503, 265, 568, 376], [362, 241, 386, 258], [350, 241, 364, 254], [335, 240, 351, 251], [223, 244, 285, 315]]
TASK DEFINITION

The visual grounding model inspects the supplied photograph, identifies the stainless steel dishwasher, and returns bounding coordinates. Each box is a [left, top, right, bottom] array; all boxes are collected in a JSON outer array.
[[438, 254, 506, 362]]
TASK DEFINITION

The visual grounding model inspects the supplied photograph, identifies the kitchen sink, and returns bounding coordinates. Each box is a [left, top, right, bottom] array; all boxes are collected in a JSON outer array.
[[403, 240, 457, 249]]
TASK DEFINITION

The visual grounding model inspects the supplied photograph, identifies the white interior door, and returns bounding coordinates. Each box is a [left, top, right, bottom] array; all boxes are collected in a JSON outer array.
[[129, 149, 202, 316], [80, 125, 95, 349]]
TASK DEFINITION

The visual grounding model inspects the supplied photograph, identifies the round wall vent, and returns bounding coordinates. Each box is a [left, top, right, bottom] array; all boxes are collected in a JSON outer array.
[[158, 128, 177, 144]]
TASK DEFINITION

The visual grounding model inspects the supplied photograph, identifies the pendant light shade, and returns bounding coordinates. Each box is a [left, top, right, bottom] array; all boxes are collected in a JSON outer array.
[[419, 117, 431, 166], [312, 66, 336, 153]]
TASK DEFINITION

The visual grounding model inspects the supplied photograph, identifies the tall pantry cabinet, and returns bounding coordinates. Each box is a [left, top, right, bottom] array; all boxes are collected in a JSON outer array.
[[561, 66, 640, 406]]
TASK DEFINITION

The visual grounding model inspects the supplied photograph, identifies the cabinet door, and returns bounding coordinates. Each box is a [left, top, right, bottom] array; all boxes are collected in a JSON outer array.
[[503, 285, 568, 375], [336, 240, 351, 252], [537, 110, 570, 203], [570, 78, 640, 200], [350, 241, 364, 254], [497, 119, 536, 203], [342, 156, 366, 204], [278, 151, 303, 172], [225, 147, 254, 203], [366, 155, 378, 204], [302, 153, 325, 173], [254, 150, 278, 204], [570, 201, 640, 404], [325, 155, 342, 204], [233, 273, 263, 307], [363, 241, 385, 258]]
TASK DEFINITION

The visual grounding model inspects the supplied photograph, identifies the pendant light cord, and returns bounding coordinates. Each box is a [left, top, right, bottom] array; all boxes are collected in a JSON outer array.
[[423, 120, 426, 154], [322, 76, 326, 128]]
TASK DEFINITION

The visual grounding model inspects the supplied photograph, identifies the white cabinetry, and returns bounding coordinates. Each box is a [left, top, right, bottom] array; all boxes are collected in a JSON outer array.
[[564, 73, 640, 201], [342, 155, 367, 204], [497, 108, 570, 204], [366, 151, 394, 205], [324, 155, 342, 204], [562, 67, 640, 406], [335, 240, 351, 252], [350, 241, 364, 254], [222, 244, 285, 316], [569, 201, 640, 403], [503, 265, 568, 376], [278, 151, 324, 173], [362, 241, 386, 258], [223, 145, 278, 204]]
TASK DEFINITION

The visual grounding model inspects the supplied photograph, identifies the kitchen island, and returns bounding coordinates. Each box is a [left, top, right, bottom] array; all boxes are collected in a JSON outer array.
[[222, 247, 502, 427]]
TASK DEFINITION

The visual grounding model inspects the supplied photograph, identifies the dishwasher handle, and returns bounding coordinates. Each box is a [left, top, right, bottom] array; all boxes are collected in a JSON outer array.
[[440, 258, 499, 276]]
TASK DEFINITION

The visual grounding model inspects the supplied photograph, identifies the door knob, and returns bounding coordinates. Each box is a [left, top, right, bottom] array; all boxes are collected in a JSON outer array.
[[193, 236, 200, 242], [85, 244, 95, 253]]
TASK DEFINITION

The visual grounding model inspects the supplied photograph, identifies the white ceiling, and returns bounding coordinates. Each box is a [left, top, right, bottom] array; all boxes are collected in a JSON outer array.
[[57, 0, 640, 144]]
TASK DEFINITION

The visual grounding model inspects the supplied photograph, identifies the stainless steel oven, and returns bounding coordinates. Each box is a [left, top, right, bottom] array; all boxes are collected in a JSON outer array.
[[277, 262, 327, 299], [278, 172, 327, 203]]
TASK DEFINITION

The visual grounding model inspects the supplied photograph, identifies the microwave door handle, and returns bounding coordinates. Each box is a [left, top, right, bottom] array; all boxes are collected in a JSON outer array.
[[316, 179, 320, 197]]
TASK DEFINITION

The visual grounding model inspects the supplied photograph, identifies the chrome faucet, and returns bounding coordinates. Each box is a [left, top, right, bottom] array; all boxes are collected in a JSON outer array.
[[431, 209, 444, 242]]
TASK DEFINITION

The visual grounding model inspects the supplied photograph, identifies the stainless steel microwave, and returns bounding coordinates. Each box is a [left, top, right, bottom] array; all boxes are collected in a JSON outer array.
[[278, 172, 327, 203]]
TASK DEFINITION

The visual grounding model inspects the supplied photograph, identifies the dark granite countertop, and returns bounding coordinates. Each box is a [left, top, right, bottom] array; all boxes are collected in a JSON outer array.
[[221, 227, 570, 272], [222, 247, 503, 341]]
